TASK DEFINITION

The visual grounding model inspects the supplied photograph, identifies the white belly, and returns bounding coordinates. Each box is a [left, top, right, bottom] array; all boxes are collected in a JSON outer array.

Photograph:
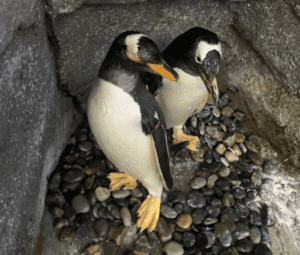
[[87, 79, 163, 197], [155, 68, 208, 129]]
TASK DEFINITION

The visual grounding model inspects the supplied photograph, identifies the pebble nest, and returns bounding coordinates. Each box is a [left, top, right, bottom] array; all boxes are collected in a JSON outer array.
[[45, 93, 276, 255]]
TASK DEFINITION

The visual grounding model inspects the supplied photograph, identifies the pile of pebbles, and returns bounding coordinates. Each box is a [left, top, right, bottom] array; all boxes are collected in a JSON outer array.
[[45, 92, 276, 255]]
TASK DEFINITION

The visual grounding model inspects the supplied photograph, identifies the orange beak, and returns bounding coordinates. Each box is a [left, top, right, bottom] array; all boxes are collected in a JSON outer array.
[[148, 63, 178, 82]]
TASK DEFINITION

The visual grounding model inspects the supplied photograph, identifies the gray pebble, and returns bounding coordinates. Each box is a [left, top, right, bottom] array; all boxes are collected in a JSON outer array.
[[79, 140, 93, 152], [218, 166, 230, 178], [161, 204, 178, 219], [134, 235, 149, 255], [207, 174, 218, 189], [197, 119, 205, 136], [203, 231, 215, 248], [223, 192, 235, 207], [95, 186, 111, 201], [203, 216, 218, 225], [92, 203, 101, 218], [112, 189, 131, 199], [249, 226, 261, 244], [239, 143, 247, 154], [62, 168, 84, 183], [212, 107, 221, 117], [263, 160, 279, 174], [196, 170, 210, 178], [191, 177, 206, 189], [72, 194, 90, 213], [228, 102, 237, 110], [205, 126, 224, 142], [164, 241, 184, 255], [131, 187, 143, 198], [220, 157, 229, 167], [120, 207, 131, 227], [76, 225, 91, 240], [53, 218, 69, 230], [49, 207, 64, 218], [233, 222, 249, 240], [192, 209, 208, 224], [156, 217, 174, 242], [107, 203, 120, 219], [219, 233, 232, 247], [214, 222, 229, 238]]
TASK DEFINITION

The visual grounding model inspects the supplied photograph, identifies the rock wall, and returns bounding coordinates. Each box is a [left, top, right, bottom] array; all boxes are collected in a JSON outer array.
[[0, 1, 82, 255], [1, 0, 300, 254]]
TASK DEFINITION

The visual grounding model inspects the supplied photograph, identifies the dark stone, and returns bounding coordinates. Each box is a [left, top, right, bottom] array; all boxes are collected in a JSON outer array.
[[76, 225, 92, 240], [203, 217, 218, 225], [115, 198, 130, 208], [156, 217, 174, 242], [216, 179, 231, 192], [202, 188, 215, 196], [174, 203, 184, 215], [63, 181, 80, 191], [192, 209, 208, 224], [204, 134, 217, 148], [94, 219, 109, 238], [253, 243, 272, 255], [221, 218, 236, 233], [53, 218, 69, 230], [210, 162, 222, 173], [85, 175, 95, 190], [206, 206, 221, 218], [236, 238, 253, 253], [233, 222, 249, 240], [214, 222, 229, 238], [263, 160, 279, 174], [235, 202, 249, 218], [236, 121, 247, 134], [260, 226, 271, 242], [212, 151, 221, 162], [249, 211, 262, 226], [48, 173, 61, 192], [197, 110, 211, 119], [219, 233, 232, 248], [134, 234, 149, 255], [46, 193, 66, 208], [213, 186, 223, 198], [211, 197, 222, 207], [246, 189, 257, 200], [261, 205, 275, 226], [249, 226, 261, 244], [195, 233, 208, 250], [74, 213, 91, 227], [232, 188, 246, 199], [72, 194, 90, 213], [204, 151, 213, 164], [187, 191, 206, 208], [222, 208, 240, 222], [64, 202, 76, 221], [183, 232, 196, 247], [168, 190, 183, 204], [62, 168, 85, 182], [223, 192, 235, 208]]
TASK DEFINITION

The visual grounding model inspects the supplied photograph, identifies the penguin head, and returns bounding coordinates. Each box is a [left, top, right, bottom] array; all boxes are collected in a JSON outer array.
[[109, 31, 178, 81], [194, 29, 221, 105], [164, 27, 221, 105]]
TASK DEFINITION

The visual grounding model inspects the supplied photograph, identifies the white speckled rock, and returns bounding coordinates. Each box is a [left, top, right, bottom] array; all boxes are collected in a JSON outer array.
[[164, 241, 184, 255]]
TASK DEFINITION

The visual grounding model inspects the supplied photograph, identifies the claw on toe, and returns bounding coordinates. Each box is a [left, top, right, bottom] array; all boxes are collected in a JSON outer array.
[[172, 128, 199, 151], [137, 195, 161, 232], [107, 172, 137, 191]]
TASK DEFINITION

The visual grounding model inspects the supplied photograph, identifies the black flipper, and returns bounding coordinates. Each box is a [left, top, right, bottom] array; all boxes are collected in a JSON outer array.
[[142, 117, 173, 191], [140, 71, 162, 96]]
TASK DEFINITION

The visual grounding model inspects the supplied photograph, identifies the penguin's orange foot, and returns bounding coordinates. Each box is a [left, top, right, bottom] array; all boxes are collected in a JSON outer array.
[[173, 128, 199, 151], [137, 195, 160, 232], [107, 172, 137, 191]]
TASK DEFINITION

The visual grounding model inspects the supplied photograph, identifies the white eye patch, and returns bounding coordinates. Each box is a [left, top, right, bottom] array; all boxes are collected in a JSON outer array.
[[196, 41, 222, 63], [125, 33, 147, 62]]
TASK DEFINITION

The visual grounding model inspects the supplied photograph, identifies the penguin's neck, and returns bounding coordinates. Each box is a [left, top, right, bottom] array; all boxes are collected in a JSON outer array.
[[99, 58, 141, 93]]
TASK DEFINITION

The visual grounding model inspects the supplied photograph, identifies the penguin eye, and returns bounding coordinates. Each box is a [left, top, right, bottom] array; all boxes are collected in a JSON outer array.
[[196, 56, 201, 63]]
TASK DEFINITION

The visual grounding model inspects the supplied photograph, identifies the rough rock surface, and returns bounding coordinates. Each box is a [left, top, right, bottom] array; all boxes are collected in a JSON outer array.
[[0, 1, 81, 255]]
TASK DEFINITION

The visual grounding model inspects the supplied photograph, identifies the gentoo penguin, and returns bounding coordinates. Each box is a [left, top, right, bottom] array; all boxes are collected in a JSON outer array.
[[141, 27, 221, 151], [87, 31, 178, 232]]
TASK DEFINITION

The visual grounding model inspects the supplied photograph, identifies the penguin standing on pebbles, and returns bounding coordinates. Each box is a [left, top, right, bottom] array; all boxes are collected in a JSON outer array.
[[142, 27, 222, 151], [87, 31, 179, 232]]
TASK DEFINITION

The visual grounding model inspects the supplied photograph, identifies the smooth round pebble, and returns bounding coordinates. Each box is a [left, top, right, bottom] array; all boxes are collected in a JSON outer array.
[[161, 204, 178, 219], [176, 214, 192, 229], [95, 186, 111, 201], [79, 140, 93, 152], [76, 225, 91, 240], [249, 226, 261, 244], [236, 238, 253, 253], [164, 241, 184, 255], [187, 191, 206, 208], [112, 189, 131, 199], [191, 177, 206, 189], [72, 194, 90, 213], [183, 232, 196, 247]]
